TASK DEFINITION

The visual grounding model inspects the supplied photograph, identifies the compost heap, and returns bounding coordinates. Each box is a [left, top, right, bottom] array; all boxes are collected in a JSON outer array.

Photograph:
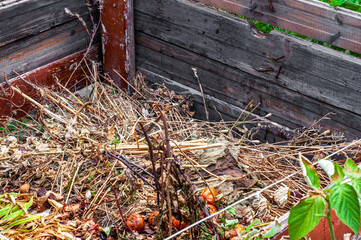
[[0, 69, 360, 240]]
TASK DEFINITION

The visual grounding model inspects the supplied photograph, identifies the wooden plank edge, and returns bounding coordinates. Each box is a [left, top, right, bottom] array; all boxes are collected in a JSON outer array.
[[0, 44, 100, 118], [134, 32, 361, 139], [195, 0, 361, 54], [0, 0, 94, 48], [134, 2, 361, 118]]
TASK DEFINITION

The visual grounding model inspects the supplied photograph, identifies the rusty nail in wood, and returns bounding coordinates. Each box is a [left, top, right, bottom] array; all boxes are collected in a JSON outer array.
[[257, 68, 274, 72], [267, 0, 275, 11], [275, 66, 283, 79], [273, 55, 285, 62]]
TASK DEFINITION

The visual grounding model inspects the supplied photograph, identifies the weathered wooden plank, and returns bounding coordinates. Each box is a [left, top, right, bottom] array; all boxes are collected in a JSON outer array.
[[0, 15, 100, 82], [140, 67, 299, 142], [134, 0, 361, 116], [101, 0, 135, 88], [0, 0, 60, 21], [134, 0, 361, 139], [135, 36, 361, 139], [0, 0, 98, 47], [0, 44, 100, 118], [195, 0, 361, 54]]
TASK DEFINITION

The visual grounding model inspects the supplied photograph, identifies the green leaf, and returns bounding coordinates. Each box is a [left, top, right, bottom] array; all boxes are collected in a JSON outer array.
[[254, 21, 273, 34], [262, 224, 281, 238], [351, 178, 361, 195], [344, 159, 361, 179], [299, 154, 320, 189], [330, 183, 360, 234], [1, 197, 33, 222], [8, 215, 41, 227], [0, 193, 18, 199], [0, 204, 15, 218], [330, 0, 345, 6], [227, 207, 237, 215], [1, 208, 25, 222], [103, 226, 112, 237], [319, 159, 344, 184], [288, 195, 326, 240], [25, 197, 33, 210], [331, 163, 344, 184], [221, 219, 238, 231], [112, 137, 120, 144], [243, 219, 260, 233]]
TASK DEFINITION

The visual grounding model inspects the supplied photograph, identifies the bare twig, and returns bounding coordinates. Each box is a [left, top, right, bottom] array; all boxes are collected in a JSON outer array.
[[111, 184, 132, 232], [139, 123, 160, 207], [192, 67, 209, 121]]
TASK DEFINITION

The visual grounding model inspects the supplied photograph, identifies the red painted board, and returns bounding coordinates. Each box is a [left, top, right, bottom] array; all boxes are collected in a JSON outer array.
[[101, 0, 135, 89], [274, 209, 354, 240], [0, 44, 100, 118]]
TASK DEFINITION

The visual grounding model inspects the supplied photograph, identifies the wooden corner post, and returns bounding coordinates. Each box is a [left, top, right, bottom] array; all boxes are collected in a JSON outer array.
[[101, 0, 135, 90]]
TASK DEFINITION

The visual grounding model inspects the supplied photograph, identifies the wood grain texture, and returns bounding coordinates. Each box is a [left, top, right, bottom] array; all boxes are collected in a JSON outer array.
[[136, 34, 361, 139], [195, 0, 361, 54], [0, 45, 100, 118], [101, 0, 135, 88], [0, 0, 100, 83], [134, 0, 361, 139], [140, 67, 298, 142], [0, 0, 97, 47], [0, 0, 101, 118]]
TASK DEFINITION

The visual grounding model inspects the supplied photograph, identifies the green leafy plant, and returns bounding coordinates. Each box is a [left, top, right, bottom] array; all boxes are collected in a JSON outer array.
[[262, 224, 282, 238], [103, 226, 112, 237], [220, 218, 238, 231], [227, 207, 237, 216], [0, 195, 41, 230], [320, 0, 361, 11], [111, 137, 121, 144], [240, 219, 260, 239], [288, 155, 361, 240]]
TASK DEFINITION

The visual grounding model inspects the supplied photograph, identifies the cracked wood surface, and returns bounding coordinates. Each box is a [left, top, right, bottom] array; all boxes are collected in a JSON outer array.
[[196, 0, 361, 54], [134, 0, 361, 140], [0, 0, 101, 117]]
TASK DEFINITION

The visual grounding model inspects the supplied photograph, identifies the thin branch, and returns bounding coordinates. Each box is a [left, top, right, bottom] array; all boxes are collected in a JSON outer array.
[[139, 123, 160, 207], [111, 184, 132, 232]]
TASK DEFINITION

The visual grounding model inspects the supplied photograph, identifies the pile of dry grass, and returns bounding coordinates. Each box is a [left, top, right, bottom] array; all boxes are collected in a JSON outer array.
[[0, 63, 359, 239]]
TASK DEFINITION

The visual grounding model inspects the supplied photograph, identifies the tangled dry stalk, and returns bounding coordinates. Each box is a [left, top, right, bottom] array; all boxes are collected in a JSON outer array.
[[0, 63, 360, 239]]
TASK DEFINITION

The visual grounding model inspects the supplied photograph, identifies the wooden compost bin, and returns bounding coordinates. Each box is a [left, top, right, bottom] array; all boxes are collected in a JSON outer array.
[[1, 0, 361, 239], [0, 0, 134, 117], [134, 0, 361, 142], [133, 0, 361, 238]]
